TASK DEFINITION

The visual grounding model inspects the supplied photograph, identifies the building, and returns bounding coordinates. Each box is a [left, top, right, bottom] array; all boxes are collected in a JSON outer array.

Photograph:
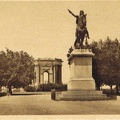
[[34, 58, 63, 85]]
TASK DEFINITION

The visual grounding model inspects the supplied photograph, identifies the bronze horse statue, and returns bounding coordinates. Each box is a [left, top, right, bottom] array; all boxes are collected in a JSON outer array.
[[74, 27, 89, 49], [68, 9, 90, 49]]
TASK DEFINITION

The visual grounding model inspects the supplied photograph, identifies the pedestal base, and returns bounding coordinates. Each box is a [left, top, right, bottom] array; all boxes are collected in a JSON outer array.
[[55, 90, 110, 101]]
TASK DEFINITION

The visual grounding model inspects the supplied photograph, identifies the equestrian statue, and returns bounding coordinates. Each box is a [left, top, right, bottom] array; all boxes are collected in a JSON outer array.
[[68, 9, 90, 49]]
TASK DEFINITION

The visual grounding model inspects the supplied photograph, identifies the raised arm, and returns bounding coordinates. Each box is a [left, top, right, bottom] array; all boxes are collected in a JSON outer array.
[[68, 9, 77, 18]]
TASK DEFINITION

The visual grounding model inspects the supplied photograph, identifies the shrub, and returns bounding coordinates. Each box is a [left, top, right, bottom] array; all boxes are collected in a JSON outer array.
[[24, 86, 36, 92], [36, 83, 67, 91], [36, 84, 43, 91], [0, 92, 6, 97], [36, 83, 54, 91], [60, 84, 67, 91], [102, 89, 116, 95], [54, 83, 61, 90]]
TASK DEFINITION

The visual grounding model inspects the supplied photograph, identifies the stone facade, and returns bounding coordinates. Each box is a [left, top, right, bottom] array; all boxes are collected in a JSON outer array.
[[34, 58, 62, 85]]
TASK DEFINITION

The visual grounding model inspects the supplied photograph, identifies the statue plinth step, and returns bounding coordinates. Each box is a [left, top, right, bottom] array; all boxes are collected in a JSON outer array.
[[55, 90, 111, 101]]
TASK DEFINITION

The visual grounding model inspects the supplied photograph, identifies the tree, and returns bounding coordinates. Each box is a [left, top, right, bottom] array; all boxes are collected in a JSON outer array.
[[0, 51, 9, 87], [90, 37, 120, 93], [0, 49, 35, 94]]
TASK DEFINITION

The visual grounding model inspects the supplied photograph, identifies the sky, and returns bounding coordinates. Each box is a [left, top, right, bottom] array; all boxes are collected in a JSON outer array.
[[0, 1, 120, 83]]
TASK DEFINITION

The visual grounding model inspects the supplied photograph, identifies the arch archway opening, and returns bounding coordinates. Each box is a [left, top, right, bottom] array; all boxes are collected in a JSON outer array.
[[43, 72, 49, 84]]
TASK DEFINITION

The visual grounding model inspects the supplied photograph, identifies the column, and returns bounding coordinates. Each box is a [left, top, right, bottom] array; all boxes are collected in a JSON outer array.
[[49, 67, 53, 83], [40, 73, 43, 84], [42, 73, 44, 84], [53, 65, 56, 83], [35, 65, 39, 86], [59, 65, 62, 84], [56, 65, 59, 84]]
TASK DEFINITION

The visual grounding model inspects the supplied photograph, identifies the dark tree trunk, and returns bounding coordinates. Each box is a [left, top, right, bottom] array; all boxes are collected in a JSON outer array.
[[110, 85, 113, 93], [8, 81, 12, 95], [8, 85, 12, 95], [116, 83, 119, 95]]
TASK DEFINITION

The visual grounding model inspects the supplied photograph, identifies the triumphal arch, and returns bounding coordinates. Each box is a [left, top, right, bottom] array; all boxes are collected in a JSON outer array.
[[34, 58, 63, 85]]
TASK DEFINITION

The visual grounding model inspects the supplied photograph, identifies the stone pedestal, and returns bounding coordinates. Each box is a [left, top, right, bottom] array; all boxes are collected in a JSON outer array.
[[55, 49, 110, 101], [68, 49, 95, 91]]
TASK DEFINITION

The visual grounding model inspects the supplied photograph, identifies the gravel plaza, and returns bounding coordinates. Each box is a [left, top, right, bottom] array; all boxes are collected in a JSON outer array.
[[0, 94, 120, 115]]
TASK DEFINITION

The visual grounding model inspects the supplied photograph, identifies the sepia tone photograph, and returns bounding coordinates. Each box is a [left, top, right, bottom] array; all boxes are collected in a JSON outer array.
[[0, 0, 120, 120]]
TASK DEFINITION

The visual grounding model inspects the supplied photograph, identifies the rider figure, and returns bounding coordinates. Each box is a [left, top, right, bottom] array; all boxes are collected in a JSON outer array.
[[68, 9, 90, 41]]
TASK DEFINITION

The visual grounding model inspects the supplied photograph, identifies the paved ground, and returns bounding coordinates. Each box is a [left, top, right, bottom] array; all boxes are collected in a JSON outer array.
[[0, 94, 120, 115]]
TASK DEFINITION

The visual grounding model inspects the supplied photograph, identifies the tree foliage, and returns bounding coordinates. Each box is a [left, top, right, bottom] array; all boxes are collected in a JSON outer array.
[[90, 37, 120, 92], [0, 48, 35, 91]]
